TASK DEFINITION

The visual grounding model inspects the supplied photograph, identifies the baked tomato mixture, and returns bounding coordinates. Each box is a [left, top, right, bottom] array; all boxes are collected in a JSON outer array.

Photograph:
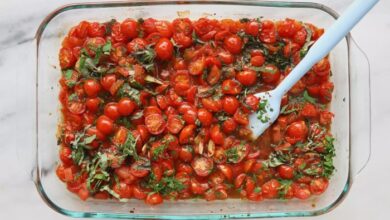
[[57, 17, 335, 204]]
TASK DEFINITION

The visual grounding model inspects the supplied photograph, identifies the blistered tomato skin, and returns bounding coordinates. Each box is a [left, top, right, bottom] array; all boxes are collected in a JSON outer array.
[[58, 18, 335, 205]]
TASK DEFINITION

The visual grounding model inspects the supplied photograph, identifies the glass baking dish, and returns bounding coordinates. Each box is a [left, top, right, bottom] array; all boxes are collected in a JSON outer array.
[[32, 0, 371, 218]]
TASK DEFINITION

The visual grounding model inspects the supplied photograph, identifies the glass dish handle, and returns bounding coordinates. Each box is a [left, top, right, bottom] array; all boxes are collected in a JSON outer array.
[[349, 36, 371, 180]]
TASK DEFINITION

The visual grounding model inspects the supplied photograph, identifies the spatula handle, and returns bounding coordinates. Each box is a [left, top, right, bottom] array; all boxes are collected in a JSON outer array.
[[274, 0, 378, 97]]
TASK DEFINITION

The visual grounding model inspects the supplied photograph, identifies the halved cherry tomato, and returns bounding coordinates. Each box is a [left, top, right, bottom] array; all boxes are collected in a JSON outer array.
[[221, 79, 242, 95], [192, 156, 214, 177], [167, 114, 184, 134], [145, 113, 166, 135], [130, 158, 150, 178]]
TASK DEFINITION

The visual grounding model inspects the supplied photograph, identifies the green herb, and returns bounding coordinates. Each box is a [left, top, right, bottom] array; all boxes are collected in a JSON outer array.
[[146, 176, 185, 195], [132, 46, 156, 72], [86, 152, 110, 193], [70, 127, 97, 165], [192, 32, 205, 45], [299, 24, 313, 58], [225, 147, 240, 163], [152, 144, 167, 161], [100, 185, 128, 202], [64, 69, 73, 79], [263, 151, 293, 168], [239, 18, 250, 23], [102, 40, 112, 54], [254, 187, 262, 193], [280, 104, 300, 115], [256, 99, 270, 123], [137, 18, 144, 24], [303, 90, 317, 104], [321, 136, 336, 178], [278, 179, 292, 198], [118, 131, 139, 160], [117, 117, 132, 128], [105, 19, 117, 35]]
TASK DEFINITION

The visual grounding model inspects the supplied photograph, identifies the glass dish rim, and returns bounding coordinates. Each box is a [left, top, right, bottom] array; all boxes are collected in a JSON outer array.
[[33, 0, 356, 218]]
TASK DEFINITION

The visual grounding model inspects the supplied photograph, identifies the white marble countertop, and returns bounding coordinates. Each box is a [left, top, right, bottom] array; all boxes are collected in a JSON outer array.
[[0, 0, 389, 219]]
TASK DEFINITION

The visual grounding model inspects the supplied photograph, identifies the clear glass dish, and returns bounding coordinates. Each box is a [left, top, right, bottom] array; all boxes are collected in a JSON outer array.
[[32, 0, 371, 218]]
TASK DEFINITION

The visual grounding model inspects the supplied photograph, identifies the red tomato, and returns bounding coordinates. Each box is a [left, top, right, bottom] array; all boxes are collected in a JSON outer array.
[[244, 94, 259, 112], [301, 103, 318, 118], [293, 27, 307, 46], [59, 48, 76, 69], [66, 97, 86, 115], [113, 182, 133, 199], [173, 33, 193, 48], [87, 22, 106, 37], [236, 70, 257, 86], [133, 185, 148, 200], [207, 65, 221, 86], [285, 121, 308, 144], [172, 18, 193, 35], [210, 125, 224, 145], [59, 146, 73, 166], [100, 74, 116, 91], [179, 145, 194, 162], [179, 124, 196, 144], [217, 164, 233, 181], [145, 193, 163, 205], [121, 19, 139, 39], [250, 55, 265, 67], [83, 79, 101, 98], [278, 165, 294, 179], [130, 158, 150, 178], [167, 114, 184, 134], [245, 20, 260, 36], [197, 108, 213, 126], [85, 98, 100, 112], [222, 118, 237, 134], [104, 102, 120, 121], [218, 51, 234, 65], [188, 57, 205, 76], [192, 156, 214, 177], [155, 20, 173, 38], [155, 38, 174, 60], [222, 96, 239, 115], [221, 79, 242, 95], [143, 106, 162, 117], [145, 113, 166, 135], [96, 115, 114, 135], [259, 20, 276, 44], [126, 38, 147, 53], [293, 183, 311, 200], [310, 178, 329, 195], [262, 179, 280, 199], [233, 109, 249, 126], [224, 35, 242, 54], [118, 98, 136, 116], [142, 18, 157, 35], [183, 109, 197, 125], [172, 70, 192, 95], [319, 111, 334, 125], [261, 64, 281, 84], [277, 18, 301, 38], [201, 98, 222, 112], [319, 82, 334, 103]]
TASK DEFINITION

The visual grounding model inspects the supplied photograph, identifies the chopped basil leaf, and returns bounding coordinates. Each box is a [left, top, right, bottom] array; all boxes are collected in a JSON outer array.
[[303, 90, 317, 104]]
